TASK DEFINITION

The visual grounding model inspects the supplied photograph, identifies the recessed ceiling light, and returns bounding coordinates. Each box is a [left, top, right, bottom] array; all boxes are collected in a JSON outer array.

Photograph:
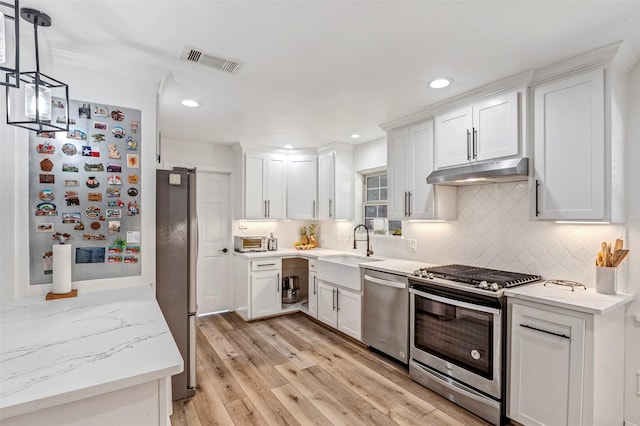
[[429, 78, 451, 89], [282, 144, 294, 149], [181, 99, 199, 107], [351, 134, 360, 139]]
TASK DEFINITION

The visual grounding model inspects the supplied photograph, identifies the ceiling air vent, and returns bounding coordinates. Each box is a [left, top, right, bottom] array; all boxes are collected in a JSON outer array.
[[180, 47, 243, 75]]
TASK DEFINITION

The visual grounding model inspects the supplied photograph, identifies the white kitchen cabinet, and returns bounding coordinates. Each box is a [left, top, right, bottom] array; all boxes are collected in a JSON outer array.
[[387, 120, 456, 220], [244, 152, 286, 219], [233, 256, 282, 320], [435, 91, 519, 169], [287, 155, 317, 219], [509, 303, 585, 426], [317, 280, 361, 341], [533, 69, 605, 220], [308, 259, 318, 319], [317, 144, 354, 221], [508, 296, 626, 425]]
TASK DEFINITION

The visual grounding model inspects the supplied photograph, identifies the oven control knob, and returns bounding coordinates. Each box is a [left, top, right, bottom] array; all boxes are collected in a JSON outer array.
[[489, 282, 500, 291], [479, 281, 489, 289], [471, 349, 481, 360]]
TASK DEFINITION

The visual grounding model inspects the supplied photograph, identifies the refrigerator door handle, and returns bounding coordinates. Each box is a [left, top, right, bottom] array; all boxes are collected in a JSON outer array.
[[188, 314, 196, 390]]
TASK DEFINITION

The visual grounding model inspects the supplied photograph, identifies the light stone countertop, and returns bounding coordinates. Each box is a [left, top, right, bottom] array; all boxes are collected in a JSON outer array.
[[504, 282, 635, 315], [235, 248, 436, 276], [0, 285, 183, 420]]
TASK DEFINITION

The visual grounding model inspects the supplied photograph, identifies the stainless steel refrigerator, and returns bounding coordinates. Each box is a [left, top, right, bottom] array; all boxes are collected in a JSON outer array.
[[156, 167, 197, 400]]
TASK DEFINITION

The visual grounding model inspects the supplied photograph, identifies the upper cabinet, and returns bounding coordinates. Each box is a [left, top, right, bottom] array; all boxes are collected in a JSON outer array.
[[244, 152, 286, 219], [533, 69, 605, 220], [531, 42, 632, 222], [287, 155, 317, 220], [435, 91, 520, 169], [318, 144, 354, 221], [387, 119, 456, 220]]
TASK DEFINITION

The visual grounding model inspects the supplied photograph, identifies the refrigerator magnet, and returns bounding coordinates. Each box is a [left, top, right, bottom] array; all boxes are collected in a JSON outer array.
[[61, 143, 77, 156], [112, 126, 125, 138], [126, 154, 139, 168]]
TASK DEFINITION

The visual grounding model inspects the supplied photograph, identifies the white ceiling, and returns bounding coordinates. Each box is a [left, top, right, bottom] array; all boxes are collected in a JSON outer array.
[[20, 1, 640, 149]]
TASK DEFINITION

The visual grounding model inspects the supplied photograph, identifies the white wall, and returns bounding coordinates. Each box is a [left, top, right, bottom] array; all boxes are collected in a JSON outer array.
[[624, 60, 640, 426], [159, 137, 236, 172], [354, 137, 386, 172], [0, 61, 158, 300]]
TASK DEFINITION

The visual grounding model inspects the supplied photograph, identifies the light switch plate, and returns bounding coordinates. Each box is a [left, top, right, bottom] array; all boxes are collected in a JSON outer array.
[[169, 173, 181, 185], [407, 239, 417, 251]]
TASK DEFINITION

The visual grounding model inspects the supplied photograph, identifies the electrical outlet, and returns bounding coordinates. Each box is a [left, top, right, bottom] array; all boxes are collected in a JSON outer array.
[[336, 232, 341, 242], [407, 239, 417, 251]]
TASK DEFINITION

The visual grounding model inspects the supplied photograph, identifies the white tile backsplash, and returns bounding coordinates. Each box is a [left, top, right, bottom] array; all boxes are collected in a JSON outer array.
[[375, 182, 626, 289]]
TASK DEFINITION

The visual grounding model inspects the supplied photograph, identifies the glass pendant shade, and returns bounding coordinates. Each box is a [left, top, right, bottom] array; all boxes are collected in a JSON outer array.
[[24, 82, 51, 120]]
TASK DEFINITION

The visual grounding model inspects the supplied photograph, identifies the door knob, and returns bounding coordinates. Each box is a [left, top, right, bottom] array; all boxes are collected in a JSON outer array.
[[218, 248, 228, 253]]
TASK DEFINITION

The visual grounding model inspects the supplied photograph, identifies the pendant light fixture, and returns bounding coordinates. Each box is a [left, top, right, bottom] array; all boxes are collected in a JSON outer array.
[[5, 7, 69, 132], [0, 0, 20, 88]]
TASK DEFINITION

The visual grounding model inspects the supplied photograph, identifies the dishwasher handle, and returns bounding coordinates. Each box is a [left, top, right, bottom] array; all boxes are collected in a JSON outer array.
[[364, 274, 407, 289]]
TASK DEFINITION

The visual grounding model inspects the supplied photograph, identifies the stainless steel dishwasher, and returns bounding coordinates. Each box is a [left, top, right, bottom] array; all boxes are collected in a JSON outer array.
[[362, 268, 409, 364]]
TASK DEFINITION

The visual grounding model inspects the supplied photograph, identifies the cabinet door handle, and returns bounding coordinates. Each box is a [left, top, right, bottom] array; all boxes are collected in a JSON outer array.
[[466, 129, 471, 161], [313, 276, 317, 295], [472, 127, 477, 159], [313, 200, 316, 218], [257, 263, 277, 267], [277, 273, 280, 293], [535, 180, 540, 217], [407, 192, 412, 217], [336, 289, 340, 312], [264, 200, 268, 218], [332, 288, 336, 311], [520, 324, 569, 339], [267, 200, 271, 218], [329, 199, 333, 218]]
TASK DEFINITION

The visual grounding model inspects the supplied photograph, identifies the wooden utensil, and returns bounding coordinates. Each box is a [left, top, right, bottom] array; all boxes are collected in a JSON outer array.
[[596, 251, 604, 266], [614, 239, 624, 252], [612, 249, 629, 267], [602, 242, 609, 266]]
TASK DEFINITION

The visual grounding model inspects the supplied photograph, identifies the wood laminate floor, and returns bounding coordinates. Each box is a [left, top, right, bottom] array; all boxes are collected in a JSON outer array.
[[171, 312, 491, 426]]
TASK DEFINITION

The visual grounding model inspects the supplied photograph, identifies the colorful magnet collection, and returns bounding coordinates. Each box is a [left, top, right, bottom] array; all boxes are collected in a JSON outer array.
[[30, 98, 142, 282]]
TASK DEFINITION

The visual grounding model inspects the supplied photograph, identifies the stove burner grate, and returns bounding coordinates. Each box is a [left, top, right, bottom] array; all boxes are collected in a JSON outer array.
[[422, 264, 542, 288]]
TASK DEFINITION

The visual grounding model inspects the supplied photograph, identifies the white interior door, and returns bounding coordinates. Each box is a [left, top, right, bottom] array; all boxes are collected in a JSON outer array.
[[196, 171, 230, 315]]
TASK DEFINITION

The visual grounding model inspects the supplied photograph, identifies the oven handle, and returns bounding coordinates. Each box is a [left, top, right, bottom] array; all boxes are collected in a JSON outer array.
[[409, 288, 500, 315]]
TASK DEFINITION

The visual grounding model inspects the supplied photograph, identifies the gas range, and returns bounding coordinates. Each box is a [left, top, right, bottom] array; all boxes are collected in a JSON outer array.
[[411, 264, 542, 298]]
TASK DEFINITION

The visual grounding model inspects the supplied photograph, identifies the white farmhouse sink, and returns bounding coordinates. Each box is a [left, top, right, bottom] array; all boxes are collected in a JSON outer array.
[[317, 254, 382, 291]]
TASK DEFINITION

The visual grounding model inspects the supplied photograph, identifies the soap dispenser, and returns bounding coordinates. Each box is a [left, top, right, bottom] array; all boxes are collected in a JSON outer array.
[[268, 233, 278, 251]]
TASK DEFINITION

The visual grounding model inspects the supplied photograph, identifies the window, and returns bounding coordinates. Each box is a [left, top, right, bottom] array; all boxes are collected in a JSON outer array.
[[363, 173, 401, 234]]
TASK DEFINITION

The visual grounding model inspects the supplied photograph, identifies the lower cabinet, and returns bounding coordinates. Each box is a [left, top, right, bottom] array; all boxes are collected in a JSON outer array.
[[317, 280, 362, 341], [251, 266, 281, 318], [508, 299, 626, 425], [232, 256, 282, 320]]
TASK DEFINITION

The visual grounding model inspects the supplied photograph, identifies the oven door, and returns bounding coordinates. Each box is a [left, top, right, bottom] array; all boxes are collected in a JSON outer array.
[[410, 287, 502, 398]]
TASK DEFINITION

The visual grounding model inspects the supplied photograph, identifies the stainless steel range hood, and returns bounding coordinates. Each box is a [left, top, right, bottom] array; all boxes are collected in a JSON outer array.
[[426, 158, 529, 186]]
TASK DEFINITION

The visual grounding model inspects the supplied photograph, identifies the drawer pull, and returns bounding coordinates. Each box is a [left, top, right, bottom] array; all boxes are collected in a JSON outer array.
[[520, 324, 569, 339]]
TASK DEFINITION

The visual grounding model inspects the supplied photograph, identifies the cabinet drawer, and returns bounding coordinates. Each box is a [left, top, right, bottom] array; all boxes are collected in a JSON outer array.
[[251, 259, 280, 271], [308, 259, 317, 271]]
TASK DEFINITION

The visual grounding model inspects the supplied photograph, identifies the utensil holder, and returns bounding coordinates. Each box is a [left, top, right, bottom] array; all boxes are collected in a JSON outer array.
[[596, 266, 617, 295]]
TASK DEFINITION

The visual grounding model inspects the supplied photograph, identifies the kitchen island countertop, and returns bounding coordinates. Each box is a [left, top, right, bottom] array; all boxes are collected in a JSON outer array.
[[0, 285, 183, 421]]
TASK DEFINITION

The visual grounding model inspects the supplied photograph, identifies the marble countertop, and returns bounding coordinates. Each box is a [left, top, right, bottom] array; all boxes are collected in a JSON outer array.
[[0, 285, 183, 420], [505, 282, 635, 315], [234, 248, 433, 275]]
